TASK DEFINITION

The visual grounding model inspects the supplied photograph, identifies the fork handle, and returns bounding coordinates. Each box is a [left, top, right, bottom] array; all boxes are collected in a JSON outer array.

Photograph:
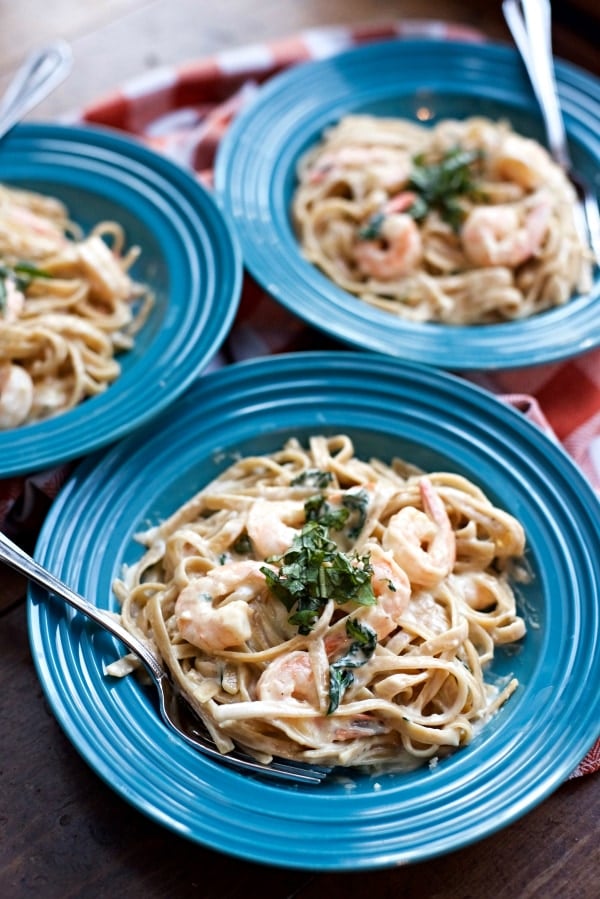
[[0, 42, 72, 142], [2, 529, 331, 782], [502, 0, 570, 168], [0, 529, 165, 680]]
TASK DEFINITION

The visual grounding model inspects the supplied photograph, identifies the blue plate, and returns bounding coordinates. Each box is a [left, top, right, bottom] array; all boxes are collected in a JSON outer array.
[[215, 39, 600, 370], [0, 122, 242, 476], [28, 351, 600, 870]]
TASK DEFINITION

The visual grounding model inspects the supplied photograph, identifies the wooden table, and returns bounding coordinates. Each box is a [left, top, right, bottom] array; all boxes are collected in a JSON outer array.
[[1, 2, 598, 896]]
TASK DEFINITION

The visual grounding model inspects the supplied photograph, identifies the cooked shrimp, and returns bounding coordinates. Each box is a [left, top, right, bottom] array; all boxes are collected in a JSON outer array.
[[461, 196, 551, 268], [256, 648, 390, 747], [384, 190, 419, 214], [246, 498, 304, 557], [330, 717, 391, 741], [3, 279, 25, 322], [0, 363, 34, 429], [175, 560, 268, 652], [309, 145, 411, 191], [0, 198, 67, 258], [383, 477, 455, 589], [284, 711, 391, 748], [78, 235, 133, 303], [354, 213, 423, 280], [256, 650, 318, 704], [493, 134, 554, 191], [361, 544, 411, 640]]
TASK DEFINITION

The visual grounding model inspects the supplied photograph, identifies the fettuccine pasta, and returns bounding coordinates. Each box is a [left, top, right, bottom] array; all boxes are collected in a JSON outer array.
[[0, 183, 152, 429], [292, 115, 593, 323], [110, 435, 528, 770]]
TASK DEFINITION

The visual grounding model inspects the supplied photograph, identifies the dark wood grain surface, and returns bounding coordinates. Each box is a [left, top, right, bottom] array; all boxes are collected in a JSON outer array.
[[1, 2, 599, 896]]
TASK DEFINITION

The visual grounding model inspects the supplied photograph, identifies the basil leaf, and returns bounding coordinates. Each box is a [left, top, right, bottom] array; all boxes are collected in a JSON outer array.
[[233, 533, 253, 554], [342, 489, 369, 538], [291, 469, 333, 488], [304, 494, 349, 530], [0, 259, 52, 306], [327, 618, 378, 713], [358, 212, 385, 240], [13, 261, 52, 280], [328, 667, 355, 715]]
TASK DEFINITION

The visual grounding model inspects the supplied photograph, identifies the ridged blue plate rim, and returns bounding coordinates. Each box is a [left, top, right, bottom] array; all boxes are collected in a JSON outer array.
[[28, 351, 600, 870], [0, 122, 242, 476], [215, 39, 600, 370]]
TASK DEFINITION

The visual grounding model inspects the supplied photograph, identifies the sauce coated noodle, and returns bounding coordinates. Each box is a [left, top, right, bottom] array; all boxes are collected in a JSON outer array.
[[292, 115, 593, 324], [110, 435, 528, 770], [0, 184, 152, 429]]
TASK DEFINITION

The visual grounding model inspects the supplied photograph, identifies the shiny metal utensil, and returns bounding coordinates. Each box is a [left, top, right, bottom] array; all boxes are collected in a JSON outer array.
[[502, 0, 600, 262], [0, 530, 331, 784], [0, 41, 73, 141]]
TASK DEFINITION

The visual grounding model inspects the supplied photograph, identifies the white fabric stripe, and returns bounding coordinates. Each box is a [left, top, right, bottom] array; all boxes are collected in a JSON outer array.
[[123, 66, 178, 100], [144, 107, 201, 137], [580, 350, 600, 388], [395, 20, 449, 38], [216, 43, 274, 75], [301, 25, 354, 59], [589, 435, 600, 481]]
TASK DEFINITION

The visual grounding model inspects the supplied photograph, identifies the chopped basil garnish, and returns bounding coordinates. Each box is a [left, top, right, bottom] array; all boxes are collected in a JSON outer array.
[[358, 211, 385, 240], [233, 533, 253, 555], [261, 519, 375, 635], [407, 147, 485, 230], [328, 617, 377, 713], [356, 147, 485, 239], [304, 494, 350, 530], [291, 469, 334, 489], [342, 489, 369, 538], [303, 488, 369, 537], [0, 260, 52, 315], [0, 260, 52, 289]]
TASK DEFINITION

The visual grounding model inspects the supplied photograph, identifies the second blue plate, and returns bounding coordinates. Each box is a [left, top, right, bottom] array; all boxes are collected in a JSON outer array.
[[215, 39, 600, 370]]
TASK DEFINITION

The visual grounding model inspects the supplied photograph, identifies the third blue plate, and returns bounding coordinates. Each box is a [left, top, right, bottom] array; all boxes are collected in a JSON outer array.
[[1, 122, 242, 476]]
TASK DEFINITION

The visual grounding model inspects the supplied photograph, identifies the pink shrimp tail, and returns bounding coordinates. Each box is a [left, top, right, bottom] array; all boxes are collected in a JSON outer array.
[[384, 191, 418, 214]]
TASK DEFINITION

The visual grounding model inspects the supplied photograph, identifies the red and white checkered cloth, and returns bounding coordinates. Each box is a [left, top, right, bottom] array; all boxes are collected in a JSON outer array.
[[2, 20, 599, 776]]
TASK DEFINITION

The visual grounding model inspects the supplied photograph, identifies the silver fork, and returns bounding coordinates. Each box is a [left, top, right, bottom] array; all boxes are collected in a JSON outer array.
[[0, 530, 331, 785], [502, 0, 600, 262]]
